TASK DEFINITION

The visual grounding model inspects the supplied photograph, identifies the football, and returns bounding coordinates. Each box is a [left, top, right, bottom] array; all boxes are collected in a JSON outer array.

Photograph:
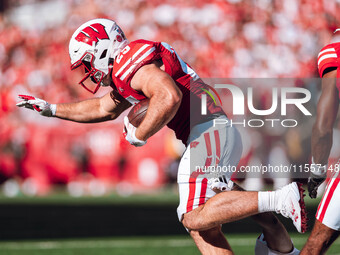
[[127, 99, 150, 127]]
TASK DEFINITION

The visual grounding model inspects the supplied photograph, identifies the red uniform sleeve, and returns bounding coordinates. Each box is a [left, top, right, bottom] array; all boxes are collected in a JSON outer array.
[[317, 44, 339, 77], [113, 40, 160, 85]]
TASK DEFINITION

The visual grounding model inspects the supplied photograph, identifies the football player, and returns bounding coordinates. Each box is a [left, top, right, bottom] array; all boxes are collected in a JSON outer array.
[[301, 39, 340, 255], [17, 18, 305, 254]]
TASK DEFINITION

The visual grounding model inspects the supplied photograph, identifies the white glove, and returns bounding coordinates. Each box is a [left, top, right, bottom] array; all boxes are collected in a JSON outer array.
[[16, 95, 56, 117], [208, 177, 234, 192], [123, 116, 146, 147]]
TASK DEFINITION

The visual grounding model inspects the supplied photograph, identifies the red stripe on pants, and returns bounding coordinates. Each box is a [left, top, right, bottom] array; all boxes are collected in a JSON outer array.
[[319, 178, 340, 222], [204, 132, 212, 166], [214, 130, 221, 165], [186, 177, 197, 212], [199, 178, 208, 206], [186, 132, 212, 212], [316, 179, 332, 217]]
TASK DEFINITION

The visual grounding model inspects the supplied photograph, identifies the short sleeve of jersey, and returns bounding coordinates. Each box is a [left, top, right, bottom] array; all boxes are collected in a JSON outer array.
[[317, 43, 339, 77], [112, 40, 160, 85]]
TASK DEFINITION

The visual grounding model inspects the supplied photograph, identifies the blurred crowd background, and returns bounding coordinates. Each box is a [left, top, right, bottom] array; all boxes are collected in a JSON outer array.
[[0, 0, 339, 197]]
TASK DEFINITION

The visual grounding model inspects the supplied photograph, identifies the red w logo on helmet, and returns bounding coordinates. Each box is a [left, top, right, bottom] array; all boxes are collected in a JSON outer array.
[[75, 23, 109, 46]]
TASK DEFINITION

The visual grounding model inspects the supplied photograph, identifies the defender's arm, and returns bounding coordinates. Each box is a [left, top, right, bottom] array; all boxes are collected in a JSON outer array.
[[308, 69, 339, 198], [312, 70, 339, 164]]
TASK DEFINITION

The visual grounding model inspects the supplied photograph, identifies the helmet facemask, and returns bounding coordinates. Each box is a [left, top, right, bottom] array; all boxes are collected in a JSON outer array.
[[71, 52, 105, 94]]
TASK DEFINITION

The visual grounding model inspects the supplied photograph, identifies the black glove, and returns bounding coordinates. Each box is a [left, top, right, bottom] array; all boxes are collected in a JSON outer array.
[[308, 176, 326, 198]]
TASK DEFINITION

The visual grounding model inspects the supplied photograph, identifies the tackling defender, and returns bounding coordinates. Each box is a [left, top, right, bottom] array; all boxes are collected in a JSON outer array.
[[17, 19, 305, 254], [301, 40, 340, 254]]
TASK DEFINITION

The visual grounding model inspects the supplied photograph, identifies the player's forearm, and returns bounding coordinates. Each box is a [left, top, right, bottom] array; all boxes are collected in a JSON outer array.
[[311, 71, 338, 165], [311, 125, 333, 165], [135, 94, 181, 140], [55, 98, 115, 123]]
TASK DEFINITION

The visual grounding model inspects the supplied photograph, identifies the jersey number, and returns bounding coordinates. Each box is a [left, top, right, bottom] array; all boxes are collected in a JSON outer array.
[[116, 46, 130, 64]]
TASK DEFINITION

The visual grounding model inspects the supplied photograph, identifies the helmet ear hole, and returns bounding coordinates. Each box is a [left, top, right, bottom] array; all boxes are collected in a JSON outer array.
[[100, 49, 107, 59]]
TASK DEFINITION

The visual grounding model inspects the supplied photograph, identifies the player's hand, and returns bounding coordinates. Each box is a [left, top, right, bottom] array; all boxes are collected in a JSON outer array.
[[123, 116, 146, 147], [308, 176, 326, 199], [208, 177, 233, 192], [16, 95, 56, 117], [308, 158, 327, 198]]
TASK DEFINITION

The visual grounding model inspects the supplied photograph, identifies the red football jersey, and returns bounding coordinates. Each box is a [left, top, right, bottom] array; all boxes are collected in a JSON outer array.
[[110, 39, 224, 144], [317, 43, 340, 78], [317, 42, 340, 97]]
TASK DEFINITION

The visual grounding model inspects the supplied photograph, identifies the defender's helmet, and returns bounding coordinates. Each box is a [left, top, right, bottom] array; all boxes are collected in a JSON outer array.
[[69, 18, 129, 93]]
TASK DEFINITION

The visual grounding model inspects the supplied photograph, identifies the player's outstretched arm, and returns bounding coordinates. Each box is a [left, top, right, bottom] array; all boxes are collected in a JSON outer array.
[[130, 61, 182, 141], [17, 90, 131, 123], [309, 69, 339, 197]]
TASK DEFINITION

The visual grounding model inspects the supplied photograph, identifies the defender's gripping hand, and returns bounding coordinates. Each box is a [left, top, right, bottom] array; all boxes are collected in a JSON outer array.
[[308, 159, 327, 198], [123, 116, 146, 147], [16, 95, 56, 117], [308, 176, 326, 199]]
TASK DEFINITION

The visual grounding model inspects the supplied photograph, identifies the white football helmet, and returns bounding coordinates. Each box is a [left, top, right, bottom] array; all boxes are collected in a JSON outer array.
[[69, 18, 129, 93]]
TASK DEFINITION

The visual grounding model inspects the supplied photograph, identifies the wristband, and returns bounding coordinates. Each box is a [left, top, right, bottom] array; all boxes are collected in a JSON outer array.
[[50, 104, 57, 116], [310, 157, 327, 178], [133, 132, 147, 145]]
